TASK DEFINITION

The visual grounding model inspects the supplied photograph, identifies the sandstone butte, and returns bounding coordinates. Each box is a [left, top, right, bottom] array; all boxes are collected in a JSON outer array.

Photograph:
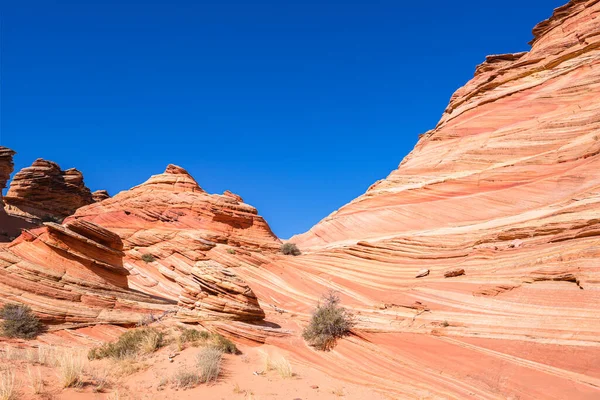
[[3, 158, 98, 225], [1, 1, 600, 399]]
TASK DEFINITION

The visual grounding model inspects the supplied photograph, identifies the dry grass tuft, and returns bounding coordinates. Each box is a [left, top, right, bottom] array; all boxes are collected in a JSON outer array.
[[56, 349, 85, 388], [26, 366, 43, 394], [172, 368, 199, 389], [0, 368, 17, 400], [196, 347, 223, 383], [260, 351, 293, 378]]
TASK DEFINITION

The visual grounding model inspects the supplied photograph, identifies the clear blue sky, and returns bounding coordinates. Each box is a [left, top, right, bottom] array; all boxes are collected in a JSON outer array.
[[1, 0, 566, 238]]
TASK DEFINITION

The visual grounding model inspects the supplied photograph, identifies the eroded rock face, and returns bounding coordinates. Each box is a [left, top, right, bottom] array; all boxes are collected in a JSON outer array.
[[67, 164, 279, 321], [247, 2, 600, 398], [92, 190, 111, 203], [4, 159, 95, 224], [0, 147, 15, 203], [0, 147, 36, 242]]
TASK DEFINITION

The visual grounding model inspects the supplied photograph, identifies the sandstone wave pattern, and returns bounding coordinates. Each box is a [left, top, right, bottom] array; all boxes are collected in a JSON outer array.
[[246, 1, 600, 398]]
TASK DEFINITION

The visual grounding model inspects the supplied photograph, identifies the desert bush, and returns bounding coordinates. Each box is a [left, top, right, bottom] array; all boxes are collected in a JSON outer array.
[[211, 333, 238, 354], [179, 328, 210, 343], [280, 243, 301, 256], [0, 368, 16, 400], [226, 248, 236, 255], [177, 328, 210, 350], [0, 304, 43, 339], [141, 254, 156, 263], [196, 347, 222, 383], [172, 368, 199, 389], [302, 292, 354, 351], [88, 328, 164, 360]]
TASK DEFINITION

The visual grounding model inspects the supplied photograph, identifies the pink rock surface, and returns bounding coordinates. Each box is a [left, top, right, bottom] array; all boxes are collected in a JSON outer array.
[[255, 1, 600, 398]]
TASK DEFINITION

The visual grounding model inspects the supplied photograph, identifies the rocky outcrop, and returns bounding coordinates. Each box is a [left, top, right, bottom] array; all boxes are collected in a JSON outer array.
[[67, 164, 278, 321], [247, 1, 600, 398], [92, 190, 110, 203], [0, 147, 36, 242], [0, 220, 173, 327], [0, 164, 278, 326], [4, 159, 94, 224], [0, 147, 15, 205]]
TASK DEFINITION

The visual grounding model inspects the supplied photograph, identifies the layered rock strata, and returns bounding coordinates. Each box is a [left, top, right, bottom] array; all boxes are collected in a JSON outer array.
[[4, 159, 95, 224]]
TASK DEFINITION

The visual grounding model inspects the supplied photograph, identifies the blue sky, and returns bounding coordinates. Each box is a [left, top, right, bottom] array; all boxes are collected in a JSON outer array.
[[2, 0, 566, 238]]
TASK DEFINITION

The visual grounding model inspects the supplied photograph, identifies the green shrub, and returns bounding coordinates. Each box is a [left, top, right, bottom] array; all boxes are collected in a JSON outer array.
[[226, 248, 236, 255], [88, 328, 164, 360], [281, 243, 301, 256], [141, 254, 156, 263], [211, 333, 238, 354], [302, 292, 354, 351], [177, 328, 210, 349], [0, 304, 43, 339]]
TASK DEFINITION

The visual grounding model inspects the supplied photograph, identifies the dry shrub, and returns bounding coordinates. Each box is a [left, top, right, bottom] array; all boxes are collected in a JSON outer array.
[[196, 347, 222, 383], [88, 328, 164, 360], [280, 243, 301, 256], [0, 304, 42, 339], [302, 291, 354, 351], [172, 368, 199, 389]]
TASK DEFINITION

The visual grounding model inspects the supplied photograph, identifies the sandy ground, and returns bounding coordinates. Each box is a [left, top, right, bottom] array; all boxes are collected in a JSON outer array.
[[0, 337, 390, 400]]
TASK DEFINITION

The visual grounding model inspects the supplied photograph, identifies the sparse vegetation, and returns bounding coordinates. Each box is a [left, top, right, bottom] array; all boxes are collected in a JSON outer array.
[[0, 368, 16, 400], [302, 291, 355, 351], [91, 367, 109, 393], [281, 242, 301, 256], [211, 333, 238, 354], [196, 347, 223, 383], [261, 351, 294, 378], [136, 314, 155, 327], [141, 253, 156, 263], [0, 303, 43, 339], [88, 328, 164, 360], [172, 368, 200, 389], [180, 328, 210, 343], [226, 248, 236, 255], [56, 350, 85, 388], [26, 366, 43, 394], [441, 320, 450, 327]]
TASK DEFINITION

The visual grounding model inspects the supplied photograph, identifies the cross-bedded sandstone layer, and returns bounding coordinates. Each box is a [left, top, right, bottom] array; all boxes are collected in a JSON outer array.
[[261, 1, 600, 398]]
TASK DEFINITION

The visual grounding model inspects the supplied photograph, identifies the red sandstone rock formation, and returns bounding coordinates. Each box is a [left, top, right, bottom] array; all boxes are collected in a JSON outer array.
[[92, 190, 110, 203], [4, 159, 94, 224], [0, 164, 280, 326], [240, 1, 600, 398], [0, 147, 36, 241], [67, 164, 280, 322], [0, 220, 173, 327]]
